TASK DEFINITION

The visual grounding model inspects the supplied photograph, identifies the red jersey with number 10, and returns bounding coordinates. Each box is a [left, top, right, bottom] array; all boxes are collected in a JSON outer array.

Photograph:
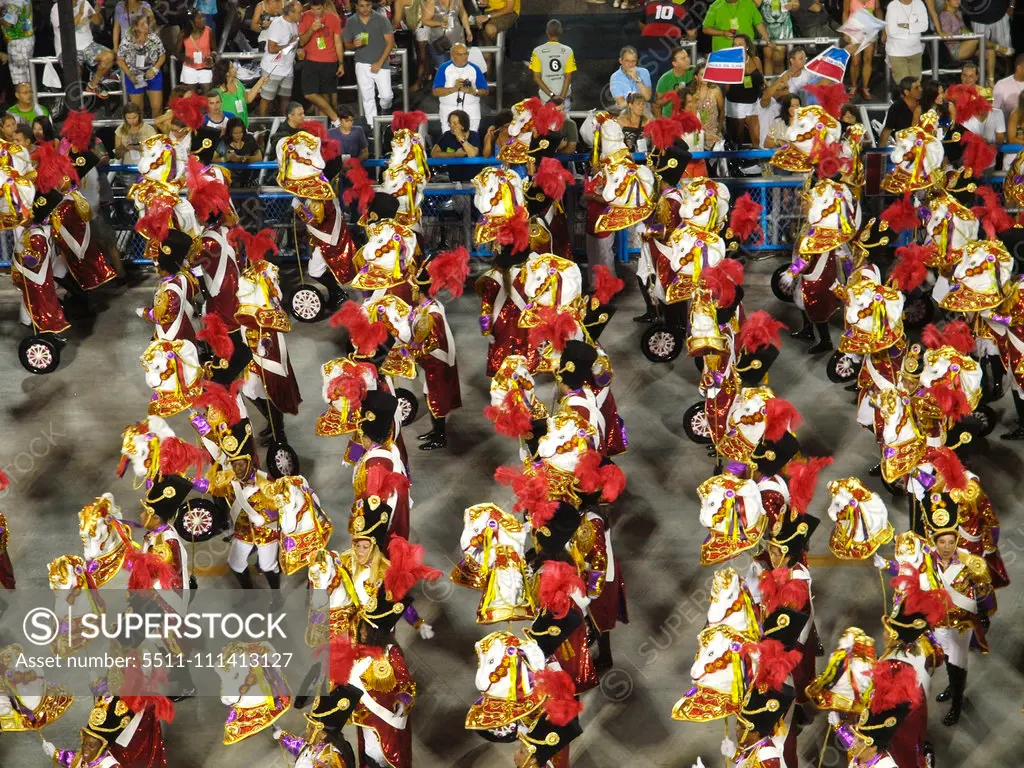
[[643, 0, 689, 37]]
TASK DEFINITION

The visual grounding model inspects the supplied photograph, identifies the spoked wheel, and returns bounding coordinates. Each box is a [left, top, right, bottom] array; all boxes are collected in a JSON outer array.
[[19, 335, 61, 374], [175, 498, 230, 543], [266, 441, 300, 478], [770, 264, 796, 303], [289, 282, 327, 323], [903, 293, 934, 330], [395, 387, 419, 426], [682, 402, 714, 445], [826, 351, 861, 384], [973, 404, 997, 438], [640, 324, 684, 363]]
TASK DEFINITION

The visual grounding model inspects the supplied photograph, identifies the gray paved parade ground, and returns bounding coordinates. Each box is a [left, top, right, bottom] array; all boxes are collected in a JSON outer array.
[[1, 260, 1022, 766]]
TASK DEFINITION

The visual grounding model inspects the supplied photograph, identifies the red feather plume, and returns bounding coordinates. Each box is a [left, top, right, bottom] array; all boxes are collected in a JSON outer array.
[[926, 384, 972, 421], [528, 307, 578, 352], [428, 246, 471, 298], [764, 398, 802, 442], [327, 370, 370, 408], [784, 456, 833, 515], [120, 665, 176, 723], [194, 380, 243, 426], [158, 437, 206, 476], [662, 90, 682, 119], [483, 390, 534, 438], [806, 82, 849, 119], [245, 228, 279, 264], [738, 310, 787, 352], [197, 313, 234, 360], [169, 94, 208, 132], [643, 117, 684, 152], [869, 659, 924, 714], [676, 110, 702, 134], [495, 207, 530, 254], [592, 264, 625, 304], [971, 186, 1014, 239], [598, 461, 626, 502], [758, 567, 811, 613], [383, 534, 443, 600], [494, 465, 557, 527], [573, 450, 603, 495], [962, 132, 996, 177], [60, 110, 95, 152], [391, 111, 428, 133], [880, 192, 919, 233], [324, 635, 358, 687], [924, 446, 968, 492], [127, 549, 178, 591], [134, 199, 172, 242], [329, 301, 387, 356], [891, 569, 951, 627], [702, 258, 745, 307], [729, 193, 763, 242], [810, 137, 850, 180], [187, 156, 232, 223], [941, 319, 975, 355], [343, 157, 375, 215], [534, 670, 583, 726], [534, 157, 575, 202], [743, 638, 802, 691], [945, 84, 990, 124], [890, 244, 934, 292], [537, 561, 585, 619], [33, 143, 78, 193], [531, 99, 566, 136], [364, 464, 411, 502], [0, 471, 8, 492]]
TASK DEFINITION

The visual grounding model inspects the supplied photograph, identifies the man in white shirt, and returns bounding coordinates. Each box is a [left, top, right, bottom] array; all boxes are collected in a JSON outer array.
[[885, 0, 928, 84], [432, 42, 488, 130], [51, 0, 115, 97], [780, 46, 819, 99], [963, 104, 1007, 144], [993, 54, 1024, 122], [259, 0, 302, 116]]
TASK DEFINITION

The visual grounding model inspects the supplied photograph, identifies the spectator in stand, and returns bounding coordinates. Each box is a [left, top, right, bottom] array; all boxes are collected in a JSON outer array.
[[679, 85, 707, 176], [938, 0, 999, 89], [482, 108, 512, 157], [251, 0, 284, 40], [655, 46, 693, 117], [0, 0, 35, 88], [113, 0, 153, 51], [327, 105, 369, 160], [915, 79, 953, 127], [473, 0, 518, 47], [433, 42, 488, 130], [530, 20, 575, 110], [843, 0, 880, 100], [641, 0, 697, 39], [618, 91, 650, 152], [431, 108, 481, 182], [764, 92, 801, 147], [960, 61, 980, 86], [993, 55, 1024, 121], [1007, 91, 1024, 149], [884, 0, 928, 84], [178, 10, 215, 88], [212, 61, 269, 128], [196, 0, 218, 34], [775, 47, 817, 100], [344, 0, 395, 120], [270, 101, 306, 147], [879, 75, 920, 145], [32, 115, 57, 149], [692, 61, 725, 147], [113, 103, 156, 167], [757, 62, 801, 144], [422, 0, 472, 58], [702, 0, 774, 53], [299, 0, 345, 126], [216, 118, 262, 186], [610, 46, 652, 109], [118, 14, 166, 118], [962, 96, 1007, 144], [791, 0, 834, 38], [1, 113, 16, 141], [51, 0, 117, 99], [6, 81, 48, 124], [761, 0, 797, 76], [204, 91, 234, 134], [960, 0, 1014, 84], [723, 35, 764, 147], [259, 0, 301, 116], [392, 0, 427, 93], [13, 122, 32, 151]]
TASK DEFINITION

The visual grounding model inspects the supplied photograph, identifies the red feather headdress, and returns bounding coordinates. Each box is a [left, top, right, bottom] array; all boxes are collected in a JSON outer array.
[[391, 111, 428, 133], [764, 398, 802, 442], [784, 456, 833, 515], [329, 301, 388, 356], [60, 110, 95, 152], [483, 390, 534, 439], [343, 157, 375, 215], [971, 186, 1014, 239], [169, 94, 208, 132], [384, 534, 443, 599], [494, 465, 558, 527], [534, 157, 575, 202], [537, 561, 585, 620], [962, 132, 996, 178], [33, 143, 78, 193], [738, 311, 787, 352], [428, 246, 471, 298], [534, 670, 583, 726], [592, 264, 624, 304], [890, 244, 934, 292], [527, 307, 578, 352], [729, 193, 764, 242], [880, 192, 919, 233]]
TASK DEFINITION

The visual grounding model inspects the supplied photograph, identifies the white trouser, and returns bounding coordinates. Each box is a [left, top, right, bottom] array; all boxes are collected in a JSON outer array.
[[354, 62, 394, 120], [934, 626, 972, 669], [228, 539, 280, 573], [307, 246, 328, 278]]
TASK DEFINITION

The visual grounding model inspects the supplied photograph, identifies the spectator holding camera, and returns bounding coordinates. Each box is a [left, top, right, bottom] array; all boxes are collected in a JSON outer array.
[[433, 41, 488, 130], [114, 103, 156, 175], [530, 19, 575, 110], [654, 46, 693, 116]]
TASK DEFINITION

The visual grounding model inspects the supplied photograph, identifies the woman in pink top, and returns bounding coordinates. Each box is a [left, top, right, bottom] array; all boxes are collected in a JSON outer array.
[[179, 10, 215, 86], [842, 0, 881, 100]]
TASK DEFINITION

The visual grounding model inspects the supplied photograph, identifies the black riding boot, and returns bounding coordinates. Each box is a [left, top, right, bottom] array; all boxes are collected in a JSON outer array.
[[233, 568, 254, 589], [318, 268, 348, 308], [808, 323, 833, 354], [419, 416, 447, 451], [985, 355, 1005, 401], [633, 276, 656, 323], [1001, 391, 1024, 440], [943, 663, 966, 725], [791, 311, 814, 341], [595, 631, 613, 673]]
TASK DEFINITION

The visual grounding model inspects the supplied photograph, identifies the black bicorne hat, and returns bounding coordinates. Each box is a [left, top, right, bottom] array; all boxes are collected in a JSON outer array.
[[192, 127, 221, 165], [144, 474, 193, 523], [157, 229, 194, 274], [359, 389, 398, 445], [752, 431, 801, 478], [556, 340, 598, 391], [518, 714, 582, 767], [761, 606, 809, 650], [32, 190, 63, 224]]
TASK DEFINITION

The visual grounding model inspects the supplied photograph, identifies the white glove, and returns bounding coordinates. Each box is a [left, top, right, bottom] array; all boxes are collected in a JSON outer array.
[[42, 741, 56, 758], [828, 710, 841, 727], [418, 622, 435, 640], [271, 725, 283, 741], [779, 270, 796, 291], [720, 737, 737, 758], [135, 307, 145, 318], [873, 553, 887, 570], [692, 759, 707, 768]]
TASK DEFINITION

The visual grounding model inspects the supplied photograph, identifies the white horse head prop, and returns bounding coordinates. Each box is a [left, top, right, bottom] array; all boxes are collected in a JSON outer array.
[[263, 476, 333, 576], [140, 339, 205, 418], [466, 630, 547, 733], [353, 220, 417, 290], [826, 477, 894, 559], [671, 625, 752, 722], [218, 641, 291, 744]]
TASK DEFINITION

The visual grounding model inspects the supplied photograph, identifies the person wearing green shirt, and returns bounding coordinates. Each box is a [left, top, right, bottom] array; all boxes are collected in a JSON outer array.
[[6, 82, 49, 124], [212, 60, 269, 127], [702, 0, 774, 52], [655, 46, 694, 117]]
